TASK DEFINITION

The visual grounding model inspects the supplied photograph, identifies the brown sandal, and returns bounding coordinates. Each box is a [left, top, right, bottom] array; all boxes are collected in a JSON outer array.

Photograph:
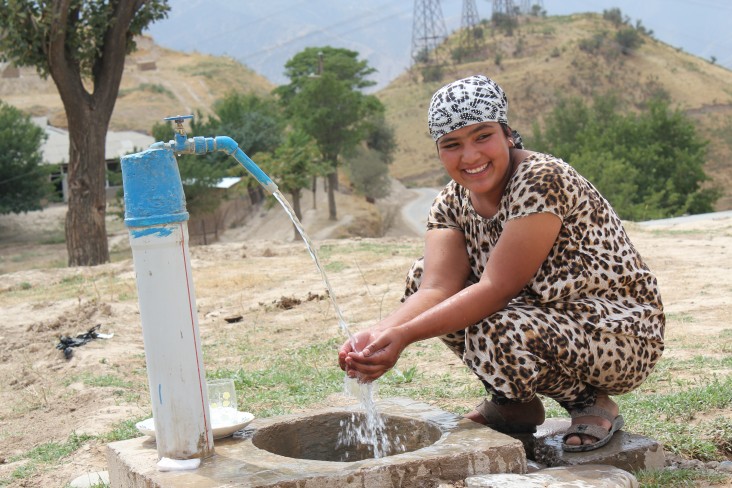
[[472, 399, 539, 434], [562, 406, 624, 452]]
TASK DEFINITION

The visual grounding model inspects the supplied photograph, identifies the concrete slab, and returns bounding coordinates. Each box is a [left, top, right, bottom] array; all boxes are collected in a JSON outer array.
[[466, 464, 639, 487], [107, 398, 527, 488], [532, 418, 665, 473]]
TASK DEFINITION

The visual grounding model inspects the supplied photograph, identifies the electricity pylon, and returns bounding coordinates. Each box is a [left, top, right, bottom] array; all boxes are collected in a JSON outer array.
[[411, 0, 448, 66], [458, 0, 484, 62]]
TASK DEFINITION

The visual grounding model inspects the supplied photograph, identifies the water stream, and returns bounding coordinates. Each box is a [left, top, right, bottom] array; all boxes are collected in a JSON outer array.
[[271, 190, 400, 458]]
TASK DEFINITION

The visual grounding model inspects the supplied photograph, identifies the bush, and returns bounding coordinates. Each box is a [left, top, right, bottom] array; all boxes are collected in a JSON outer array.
[[0, 101, 50, 214], [531, 95, 718, 220]]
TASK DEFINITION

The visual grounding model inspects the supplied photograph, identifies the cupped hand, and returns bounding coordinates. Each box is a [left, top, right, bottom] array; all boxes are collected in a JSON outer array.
[[338, 330, 375, 371], [343, 328, 408, 383]]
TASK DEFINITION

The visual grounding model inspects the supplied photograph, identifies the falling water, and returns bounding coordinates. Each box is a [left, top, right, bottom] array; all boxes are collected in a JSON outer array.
[[272, 191, 354, 342], [271, 190, 401, 458]]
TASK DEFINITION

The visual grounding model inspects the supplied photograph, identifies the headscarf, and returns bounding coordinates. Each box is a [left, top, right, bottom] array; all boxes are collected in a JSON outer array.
[[428, 75, 521, 147]]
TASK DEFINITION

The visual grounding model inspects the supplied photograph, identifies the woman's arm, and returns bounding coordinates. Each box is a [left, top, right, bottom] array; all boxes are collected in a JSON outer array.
[[346, 212, 562, 381], [338, 227, 471, 369]]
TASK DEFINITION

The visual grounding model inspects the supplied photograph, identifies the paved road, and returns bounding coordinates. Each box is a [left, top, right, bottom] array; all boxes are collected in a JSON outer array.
[[402, 187, 441, 235], [637, 210, 732, 227]]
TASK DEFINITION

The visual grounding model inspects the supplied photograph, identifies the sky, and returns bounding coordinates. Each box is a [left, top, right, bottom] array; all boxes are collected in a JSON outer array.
[[145, 0, 732, 89]]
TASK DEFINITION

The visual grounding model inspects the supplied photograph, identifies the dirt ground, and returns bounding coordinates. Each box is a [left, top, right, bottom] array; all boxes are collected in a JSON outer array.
[[0, 189, 731, 487]]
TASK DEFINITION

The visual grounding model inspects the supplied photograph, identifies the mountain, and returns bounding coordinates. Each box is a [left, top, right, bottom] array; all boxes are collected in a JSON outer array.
[[0, 36, 273, 132], [144, 0, 732, 92], [378, 13, 732, 210], [1, 13, 730, 211]]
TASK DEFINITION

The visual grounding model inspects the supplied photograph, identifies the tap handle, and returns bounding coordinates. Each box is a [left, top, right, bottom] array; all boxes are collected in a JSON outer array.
[[163, 114, 194, 135]]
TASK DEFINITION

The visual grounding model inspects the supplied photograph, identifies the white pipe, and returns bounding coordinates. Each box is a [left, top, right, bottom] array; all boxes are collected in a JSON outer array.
[[121, 148, 214, 461]]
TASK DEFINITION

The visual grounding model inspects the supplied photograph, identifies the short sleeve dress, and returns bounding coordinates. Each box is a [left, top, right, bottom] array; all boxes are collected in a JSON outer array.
[[409, 153, 665, 409]]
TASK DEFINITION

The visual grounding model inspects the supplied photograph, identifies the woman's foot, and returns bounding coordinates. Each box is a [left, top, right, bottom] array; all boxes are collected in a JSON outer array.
[[465, 396, 545, 432], [563, 394, 621, 450]]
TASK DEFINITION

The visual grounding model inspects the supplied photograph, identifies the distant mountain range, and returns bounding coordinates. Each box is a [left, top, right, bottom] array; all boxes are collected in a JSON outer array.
[[145, 0, 732, 91]]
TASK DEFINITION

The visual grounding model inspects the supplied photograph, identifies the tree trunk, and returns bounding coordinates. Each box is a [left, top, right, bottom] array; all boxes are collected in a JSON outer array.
[[327, 172, 338, 221], [291, 189, 302, 240], [43, 1, 144, 266], [311, 175, 317, 209], [64, 116, 110, 265]]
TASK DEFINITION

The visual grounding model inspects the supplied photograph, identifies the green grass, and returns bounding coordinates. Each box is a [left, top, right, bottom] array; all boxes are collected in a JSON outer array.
[[636, 468, 729, 487], [209, 339, 347, 417], [65, 372, 134, 389], [5, 336, 731, 486], [4, 432, 94, 483]]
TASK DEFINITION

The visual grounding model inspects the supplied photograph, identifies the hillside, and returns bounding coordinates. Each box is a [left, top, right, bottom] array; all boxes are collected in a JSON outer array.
[[0, 35, 273, 132], [379, 13, 732, 210], [2, 14, 731, 213]]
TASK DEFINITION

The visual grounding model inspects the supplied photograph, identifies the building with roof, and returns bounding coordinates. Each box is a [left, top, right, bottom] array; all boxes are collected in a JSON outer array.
[[33, 117, 155, 202]]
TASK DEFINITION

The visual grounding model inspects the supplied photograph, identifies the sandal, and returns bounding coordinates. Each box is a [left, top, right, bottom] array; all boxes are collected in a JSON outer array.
[[562, 406, 624, 452], [472, 399, 539, 434]]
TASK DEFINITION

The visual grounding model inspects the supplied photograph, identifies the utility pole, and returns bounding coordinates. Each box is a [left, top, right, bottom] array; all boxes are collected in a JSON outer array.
[[411, 0, 448, 66], [458, 0, 484, 62]]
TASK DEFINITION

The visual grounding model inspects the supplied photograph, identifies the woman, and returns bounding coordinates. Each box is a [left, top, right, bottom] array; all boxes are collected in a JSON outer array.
[[338, 75, 665, 452]]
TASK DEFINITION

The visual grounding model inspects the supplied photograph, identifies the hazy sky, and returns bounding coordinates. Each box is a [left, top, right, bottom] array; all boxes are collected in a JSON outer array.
[[146, 0, 732, 87]]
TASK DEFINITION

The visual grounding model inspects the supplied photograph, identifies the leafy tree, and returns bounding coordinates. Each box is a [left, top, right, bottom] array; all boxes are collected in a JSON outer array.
[[256, 130, 321, 238], [0, 101, 50, 214], [532, 95, 718, 220], [275, 46, 382, 220], [0, 0, 170, 266], [150, 93, 286, 217], [211, 92, 285, 157], [150, 117, 225, 217], [346, 147, 391, 202]]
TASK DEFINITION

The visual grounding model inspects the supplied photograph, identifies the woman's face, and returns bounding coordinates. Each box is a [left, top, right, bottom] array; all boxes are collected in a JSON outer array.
[[436, 122, 512, 198]]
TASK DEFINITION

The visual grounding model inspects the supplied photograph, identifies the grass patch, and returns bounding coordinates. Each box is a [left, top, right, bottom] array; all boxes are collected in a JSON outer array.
[[119, 83, 174, 98], [100, 416, 149, 443], [65, 372, 134, 389], [636, 468, 729, 487], [208, 339, 346, 417], [5, 432, 94, 482], [619, 376, 732, 460]]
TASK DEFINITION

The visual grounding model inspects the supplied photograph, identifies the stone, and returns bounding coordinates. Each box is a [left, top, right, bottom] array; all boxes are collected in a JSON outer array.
[[107, 398, 526, 488], [532, 418, 664, 473], [718, 461, 732, 473], [466, 464, 638, 487], [69, 471, 110, 488]]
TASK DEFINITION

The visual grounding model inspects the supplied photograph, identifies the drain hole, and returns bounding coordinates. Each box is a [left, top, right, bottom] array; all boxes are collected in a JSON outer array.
[[252, 412, 442, 462]]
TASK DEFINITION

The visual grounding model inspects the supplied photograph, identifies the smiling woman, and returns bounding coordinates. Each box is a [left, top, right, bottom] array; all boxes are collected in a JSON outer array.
[[338, 74, 666, 454]]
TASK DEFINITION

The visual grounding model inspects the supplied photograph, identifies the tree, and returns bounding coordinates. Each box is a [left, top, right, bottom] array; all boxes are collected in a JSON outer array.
[[0, 0, 170, 266], [0, 101, 50, 214], [256, 130, 321, 238], [275, 46, 383, 220], [346, 147, 391, 202], [532, 95, 718, 220]]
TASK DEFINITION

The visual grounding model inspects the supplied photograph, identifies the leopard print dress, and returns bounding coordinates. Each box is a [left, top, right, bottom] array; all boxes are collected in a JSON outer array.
[[404, 153, 665, 410]]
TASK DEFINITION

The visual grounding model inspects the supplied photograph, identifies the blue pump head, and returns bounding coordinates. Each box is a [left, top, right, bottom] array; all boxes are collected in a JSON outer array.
[[151, 114, 279, 194]]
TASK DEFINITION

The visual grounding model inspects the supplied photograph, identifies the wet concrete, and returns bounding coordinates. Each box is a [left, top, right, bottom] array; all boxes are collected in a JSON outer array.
[[107, 398, 526, 488], [466, 464, 639, 487]]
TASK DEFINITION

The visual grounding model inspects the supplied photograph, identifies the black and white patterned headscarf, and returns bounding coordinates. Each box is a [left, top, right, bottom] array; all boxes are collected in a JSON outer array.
[[427, 75, 509, 142]]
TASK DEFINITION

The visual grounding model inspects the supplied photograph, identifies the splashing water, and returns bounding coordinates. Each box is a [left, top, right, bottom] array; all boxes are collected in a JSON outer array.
[[337, 378, 406, 459], [271, 190, 401, 458]]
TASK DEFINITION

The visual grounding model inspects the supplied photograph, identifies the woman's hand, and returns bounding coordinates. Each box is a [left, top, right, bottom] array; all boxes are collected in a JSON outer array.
[[338, 328, 409, 383]]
